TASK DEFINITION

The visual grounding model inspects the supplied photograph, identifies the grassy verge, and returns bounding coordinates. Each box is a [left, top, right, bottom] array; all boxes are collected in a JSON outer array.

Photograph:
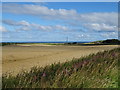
[[2, 48, 119, 88]]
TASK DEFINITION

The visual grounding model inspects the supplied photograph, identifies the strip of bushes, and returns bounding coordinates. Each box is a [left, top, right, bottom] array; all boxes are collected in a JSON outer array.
[[1, 42, 18, 46]]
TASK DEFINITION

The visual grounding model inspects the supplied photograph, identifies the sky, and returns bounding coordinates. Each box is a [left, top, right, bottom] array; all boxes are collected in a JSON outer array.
[[1, 2, 118, 42]]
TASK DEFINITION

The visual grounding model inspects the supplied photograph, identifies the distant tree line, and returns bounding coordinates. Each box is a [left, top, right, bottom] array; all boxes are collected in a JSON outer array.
[[1, 42, 28, 46], [0, 42, 18, 46], [93, 39, 120, 45], [65, 39, 120, 45], [64, 42, 78, 45], [102, 39, 120, 44]]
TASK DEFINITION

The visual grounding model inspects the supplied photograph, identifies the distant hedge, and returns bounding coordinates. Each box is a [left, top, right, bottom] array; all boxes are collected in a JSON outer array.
[[1, 42, 18, 46], [102, 39, 120, 44]]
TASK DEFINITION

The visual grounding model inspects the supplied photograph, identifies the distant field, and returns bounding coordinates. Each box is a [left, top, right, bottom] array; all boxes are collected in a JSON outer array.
[[2, 45, 118, 75], [17, 43, 64, 46]]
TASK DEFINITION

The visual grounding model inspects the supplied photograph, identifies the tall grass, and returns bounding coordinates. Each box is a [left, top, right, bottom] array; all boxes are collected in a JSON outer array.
[[2, 48, 119, 88]]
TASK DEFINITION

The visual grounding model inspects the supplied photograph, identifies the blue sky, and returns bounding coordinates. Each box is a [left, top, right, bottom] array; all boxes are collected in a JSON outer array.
[[1, 2, 118, 42]]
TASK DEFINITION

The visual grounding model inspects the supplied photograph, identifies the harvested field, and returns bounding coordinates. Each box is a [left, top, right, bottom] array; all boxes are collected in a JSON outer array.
[[2, 45, 118, 75]]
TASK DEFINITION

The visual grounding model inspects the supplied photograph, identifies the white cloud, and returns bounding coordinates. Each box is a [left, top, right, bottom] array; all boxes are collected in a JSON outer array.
[[2, 19, 17, 26], [3, 19, 70, 31], [31, 23, 53, 31], [55, 25, 68, 31], [80, 12, 117, 26], [2, 4, 117, 23], [18, 20, 30, 26], [2, 3, 118, 32], [2, 19, 30, 26], [75, 34, 97, 41], [84, 23, 117, 32], [22, 24, 69, 31], [17, 26, 30, 31], [77, 34, 90, 38], [2, 3, 77, 20], [81, 12, 118, 32], [0, 26, 8, 32], [100, 32, 118, 38]]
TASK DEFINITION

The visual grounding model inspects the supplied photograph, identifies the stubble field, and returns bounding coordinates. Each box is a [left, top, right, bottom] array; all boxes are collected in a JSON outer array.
[[2, 45, 118, 75]]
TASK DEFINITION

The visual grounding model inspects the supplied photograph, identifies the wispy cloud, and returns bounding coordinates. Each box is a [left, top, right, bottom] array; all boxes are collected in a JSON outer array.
[[83, 23, 117, 32], [2, 19, 30, 26], [3, 19, 70, 31]]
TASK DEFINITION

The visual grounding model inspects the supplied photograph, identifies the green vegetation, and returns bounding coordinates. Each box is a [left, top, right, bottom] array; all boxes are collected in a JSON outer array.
[[65, 39, 120, 45], [91, 39, 120, 45], [0, 42, 18, 46], [2, 48, 119, 88], [1, 42, 64, 46]]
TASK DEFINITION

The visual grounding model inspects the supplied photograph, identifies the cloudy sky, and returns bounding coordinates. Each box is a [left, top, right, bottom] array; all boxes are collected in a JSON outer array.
[[1, 2, 118, 42]]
